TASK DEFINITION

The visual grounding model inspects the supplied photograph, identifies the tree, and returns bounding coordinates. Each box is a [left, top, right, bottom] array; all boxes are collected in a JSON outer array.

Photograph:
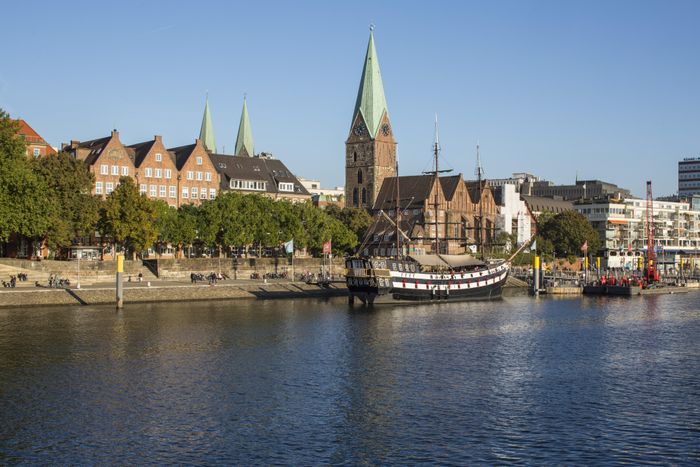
[[153, 200, 179, 257], [101, 177, 158, 258], [537, 210, 600, 259], [0, 109, 53, 243], [31, 152, 100, 249], [325, 205, 373, 242]]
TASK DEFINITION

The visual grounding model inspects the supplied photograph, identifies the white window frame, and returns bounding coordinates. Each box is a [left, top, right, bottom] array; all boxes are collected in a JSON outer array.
[[164, 169, 171, 179], [155, 153, 162, 162], [155, 168, 162, 178], [196, 156, 203, 165], [182, 187, 189, 199], [191, 187, 198, 198], [33, 147, 40, 157], [106, 182, 114, 194], [205, 172, 212, 182], [121, 166, 129, 176], [159, 185, 166, 197], [150, 185, 157, 197], [100, 164, 108, 175], [196, 171, 203, 181], [111, 165, 119, 176], [209, 188, 216, 199], [187, 171, 193, 180], [169, 186, 176, 198], [140, 184, 147, 194], [278, 182, 294, 192], [95, 182, 103, 194], [145, 167, 152, 178], [200, 191, 206, 199]]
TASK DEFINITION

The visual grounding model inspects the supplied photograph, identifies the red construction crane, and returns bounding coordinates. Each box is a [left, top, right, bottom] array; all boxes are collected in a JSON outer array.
[[644, 180, 660, 283]]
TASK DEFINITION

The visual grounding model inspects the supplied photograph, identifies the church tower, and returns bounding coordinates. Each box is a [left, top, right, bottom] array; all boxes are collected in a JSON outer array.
[[199, 93, 217, 153], [235, 97, 255, 157], [345, 27, 396, 209]]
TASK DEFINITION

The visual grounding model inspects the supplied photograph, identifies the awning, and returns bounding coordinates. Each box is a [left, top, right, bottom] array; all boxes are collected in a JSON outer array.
[[439, 254, 486, 268], [608, 219, 628, 225], [408, 254, 449, 267]]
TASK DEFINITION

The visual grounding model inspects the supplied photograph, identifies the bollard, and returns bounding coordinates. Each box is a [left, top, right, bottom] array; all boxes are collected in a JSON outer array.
[[116, 254, 124, 309], [533, 256, 540, 296]]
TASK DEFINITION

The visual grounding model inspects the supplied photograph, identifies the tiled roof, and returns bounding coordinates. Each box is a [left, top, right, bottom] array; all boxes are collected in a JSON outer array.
[[373, 175, 437, 210], [126, 140, 156, 167], [209, 153, 310, 196], [167, 144, 196, 171], [16, 120, 57, 154], [76, 135, 112, 165], [521, 195, 574, 213], [439, 175, 462, 201]]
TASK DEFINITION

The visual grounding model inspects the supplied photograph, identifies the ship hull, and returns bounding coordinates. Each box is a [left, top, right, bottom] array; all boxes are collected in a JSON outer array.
[[346, 259, 509, 306]]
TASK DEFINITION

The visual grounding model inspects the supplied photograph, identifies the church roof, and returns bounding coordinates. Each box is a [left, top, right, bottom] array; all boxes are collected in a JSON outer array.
[[353, 29, 389, 139], [235, 98, 254, 157], [199, 95, 216, 153]]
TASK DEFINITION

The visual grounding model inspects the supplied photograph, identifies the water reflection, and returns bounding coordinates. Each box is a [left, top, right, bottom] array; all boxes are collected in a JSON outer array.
[[0, 294, 698, 464]]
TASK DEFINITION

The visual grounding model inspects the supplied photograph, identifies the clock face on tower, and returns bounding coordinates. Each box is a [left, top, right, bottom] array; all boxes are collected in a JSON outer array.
[[381, 123, 391, 136], [353, 122, 367, 136]]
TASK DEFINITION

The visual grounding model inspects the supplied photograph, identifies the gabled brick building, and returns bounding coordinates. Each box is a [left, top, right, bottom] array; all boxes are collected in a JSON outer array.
[[127, 135, 180, 207], [168, 139, 220, 205], [17, 119, 57, 158], [64, 130, 135, 198]]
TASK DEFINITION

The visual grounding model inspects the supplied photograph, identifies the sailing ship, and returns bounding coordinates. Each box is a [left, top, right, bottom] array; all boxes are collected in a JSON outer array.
[[345, 119, 510, 305]]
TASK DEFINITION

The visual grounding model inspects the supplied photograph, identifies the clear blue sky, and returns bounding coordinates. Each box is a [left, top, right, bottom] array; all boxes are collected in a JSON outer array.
[[2, 0, 699, 197]]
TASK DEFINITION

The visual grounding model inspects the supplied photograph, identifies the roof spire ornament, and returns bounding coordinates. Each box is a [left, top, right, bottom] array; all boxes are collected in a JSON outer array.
[[199, 92, 216, 153], [352, 25, 389, 139], [235, 95, 255, 157]]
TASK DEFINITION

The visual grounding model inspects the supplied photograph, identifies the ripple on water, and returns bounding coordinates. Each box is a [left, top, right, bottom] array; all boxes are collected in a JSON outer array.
[[0, 295, 698, 464]]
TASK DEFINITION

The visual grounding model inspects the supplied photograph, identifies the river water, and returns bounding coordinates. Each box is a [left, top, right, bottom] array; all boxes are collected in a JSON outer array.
[[0, 294, 698, 464]]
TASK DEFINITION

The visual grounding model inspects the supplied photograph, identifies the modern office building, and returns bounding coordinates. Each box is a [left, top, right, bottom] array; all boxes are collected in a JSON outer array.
[[678, 157, 700, 197]]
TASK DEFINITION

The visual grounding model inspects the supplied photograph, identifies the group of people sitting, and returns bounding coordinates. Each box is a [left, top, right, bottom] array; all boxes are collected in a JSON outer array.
[[191, 272, 229, 284]]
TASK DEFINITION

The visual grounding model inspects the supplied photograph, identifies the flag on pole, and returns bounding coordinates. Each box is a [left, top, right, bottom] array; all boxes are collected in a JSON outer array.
[[283, 239, 294, 254], [323, 241, 331, 254], [530, 240, 537, 251]]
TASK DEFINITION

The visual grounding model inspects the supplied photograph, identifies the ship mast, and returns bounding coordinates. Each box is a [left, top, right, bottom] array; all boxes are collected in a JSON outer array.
[[395, 156, 401, 259], [476, 142, 485, 259], [433, 116, 440, 255]]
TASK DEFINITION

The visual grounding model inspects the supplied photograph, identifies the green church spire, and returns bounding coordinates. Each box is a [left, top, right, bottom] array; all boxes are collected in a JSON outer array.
[[199, 94, 217, 153], [235, 97, 255, 157], [353, 26, 389, 139]]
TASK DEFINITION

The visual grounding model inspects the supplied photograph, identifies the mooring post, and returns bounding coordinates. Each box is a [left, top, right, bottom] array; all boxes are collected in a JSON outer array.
[[533, 255, 540, 296], [116, 254, 124, 309]]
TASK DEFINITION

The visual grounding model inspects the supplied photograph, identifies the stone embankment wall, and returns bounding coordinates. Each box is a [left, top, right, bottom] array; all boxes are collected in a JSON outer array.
[[147, 257, 345, 279], [0, 282, 348, 308]]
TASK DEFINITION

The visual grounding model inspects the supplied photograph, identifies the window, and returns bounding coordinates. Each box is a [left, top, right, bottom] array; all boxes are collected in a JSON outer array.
[[362, 187, 367, 204], [100, 164, 108, 175], [155, 168, 162, 178], [106, 182, 114, 194], [121, 166, 129, 176], [33, 148, 40, 157], [145, 168, 152, 178], [357, 169, 363, 184], [209, 188, 216, 199], [191, 187, 198, 198], [159, 185, 166, 197], [196, 171, 203, 181], [140, 184, 147, 194], [95, 182, 103, 194], [164, 169, 171, 179], [279, 182, 294, 192], [187, 171, 193, 180], [353, 188, 358, 207], [196, 156, 203, 165], [112, 165, 119, 176], [230, 180, 266, 191], [169, 186, 176, 198], [205, 172, 212, 182], [200, 191, 206, 199], [155, 153, 162, 162], [150, 185, 157, 197], [182, 187, 189, 199]]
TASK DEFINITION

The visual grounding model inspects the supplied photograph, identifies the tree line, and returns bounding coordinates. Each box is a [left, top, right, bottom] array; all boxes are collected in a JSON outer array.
[[0, 110, 372, 258]]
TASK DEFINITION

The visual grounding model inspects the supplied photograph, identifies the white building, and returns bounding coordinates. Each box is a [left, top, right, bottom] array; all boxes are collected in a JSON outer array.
[[297, 177, 344, 197], [494, 184, 533, 247], [576, 197, 700, 271]]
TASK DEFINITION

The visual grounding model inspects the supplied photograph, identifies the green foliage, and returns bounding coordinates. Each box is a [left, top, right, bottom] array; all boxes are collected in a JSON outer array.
[[101, 177, 158, 255], [537, 210, 600, 258], [0, 109, 53, 242], [31, 152, 100, 249], [325, 205, 373, 242]]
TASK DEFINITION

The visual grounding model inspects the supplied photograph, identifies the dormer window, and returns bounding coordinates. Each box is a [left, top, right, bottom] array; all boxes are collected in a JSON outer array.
[[155, 153, 162, 162], [278, 182, 294, 192]]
